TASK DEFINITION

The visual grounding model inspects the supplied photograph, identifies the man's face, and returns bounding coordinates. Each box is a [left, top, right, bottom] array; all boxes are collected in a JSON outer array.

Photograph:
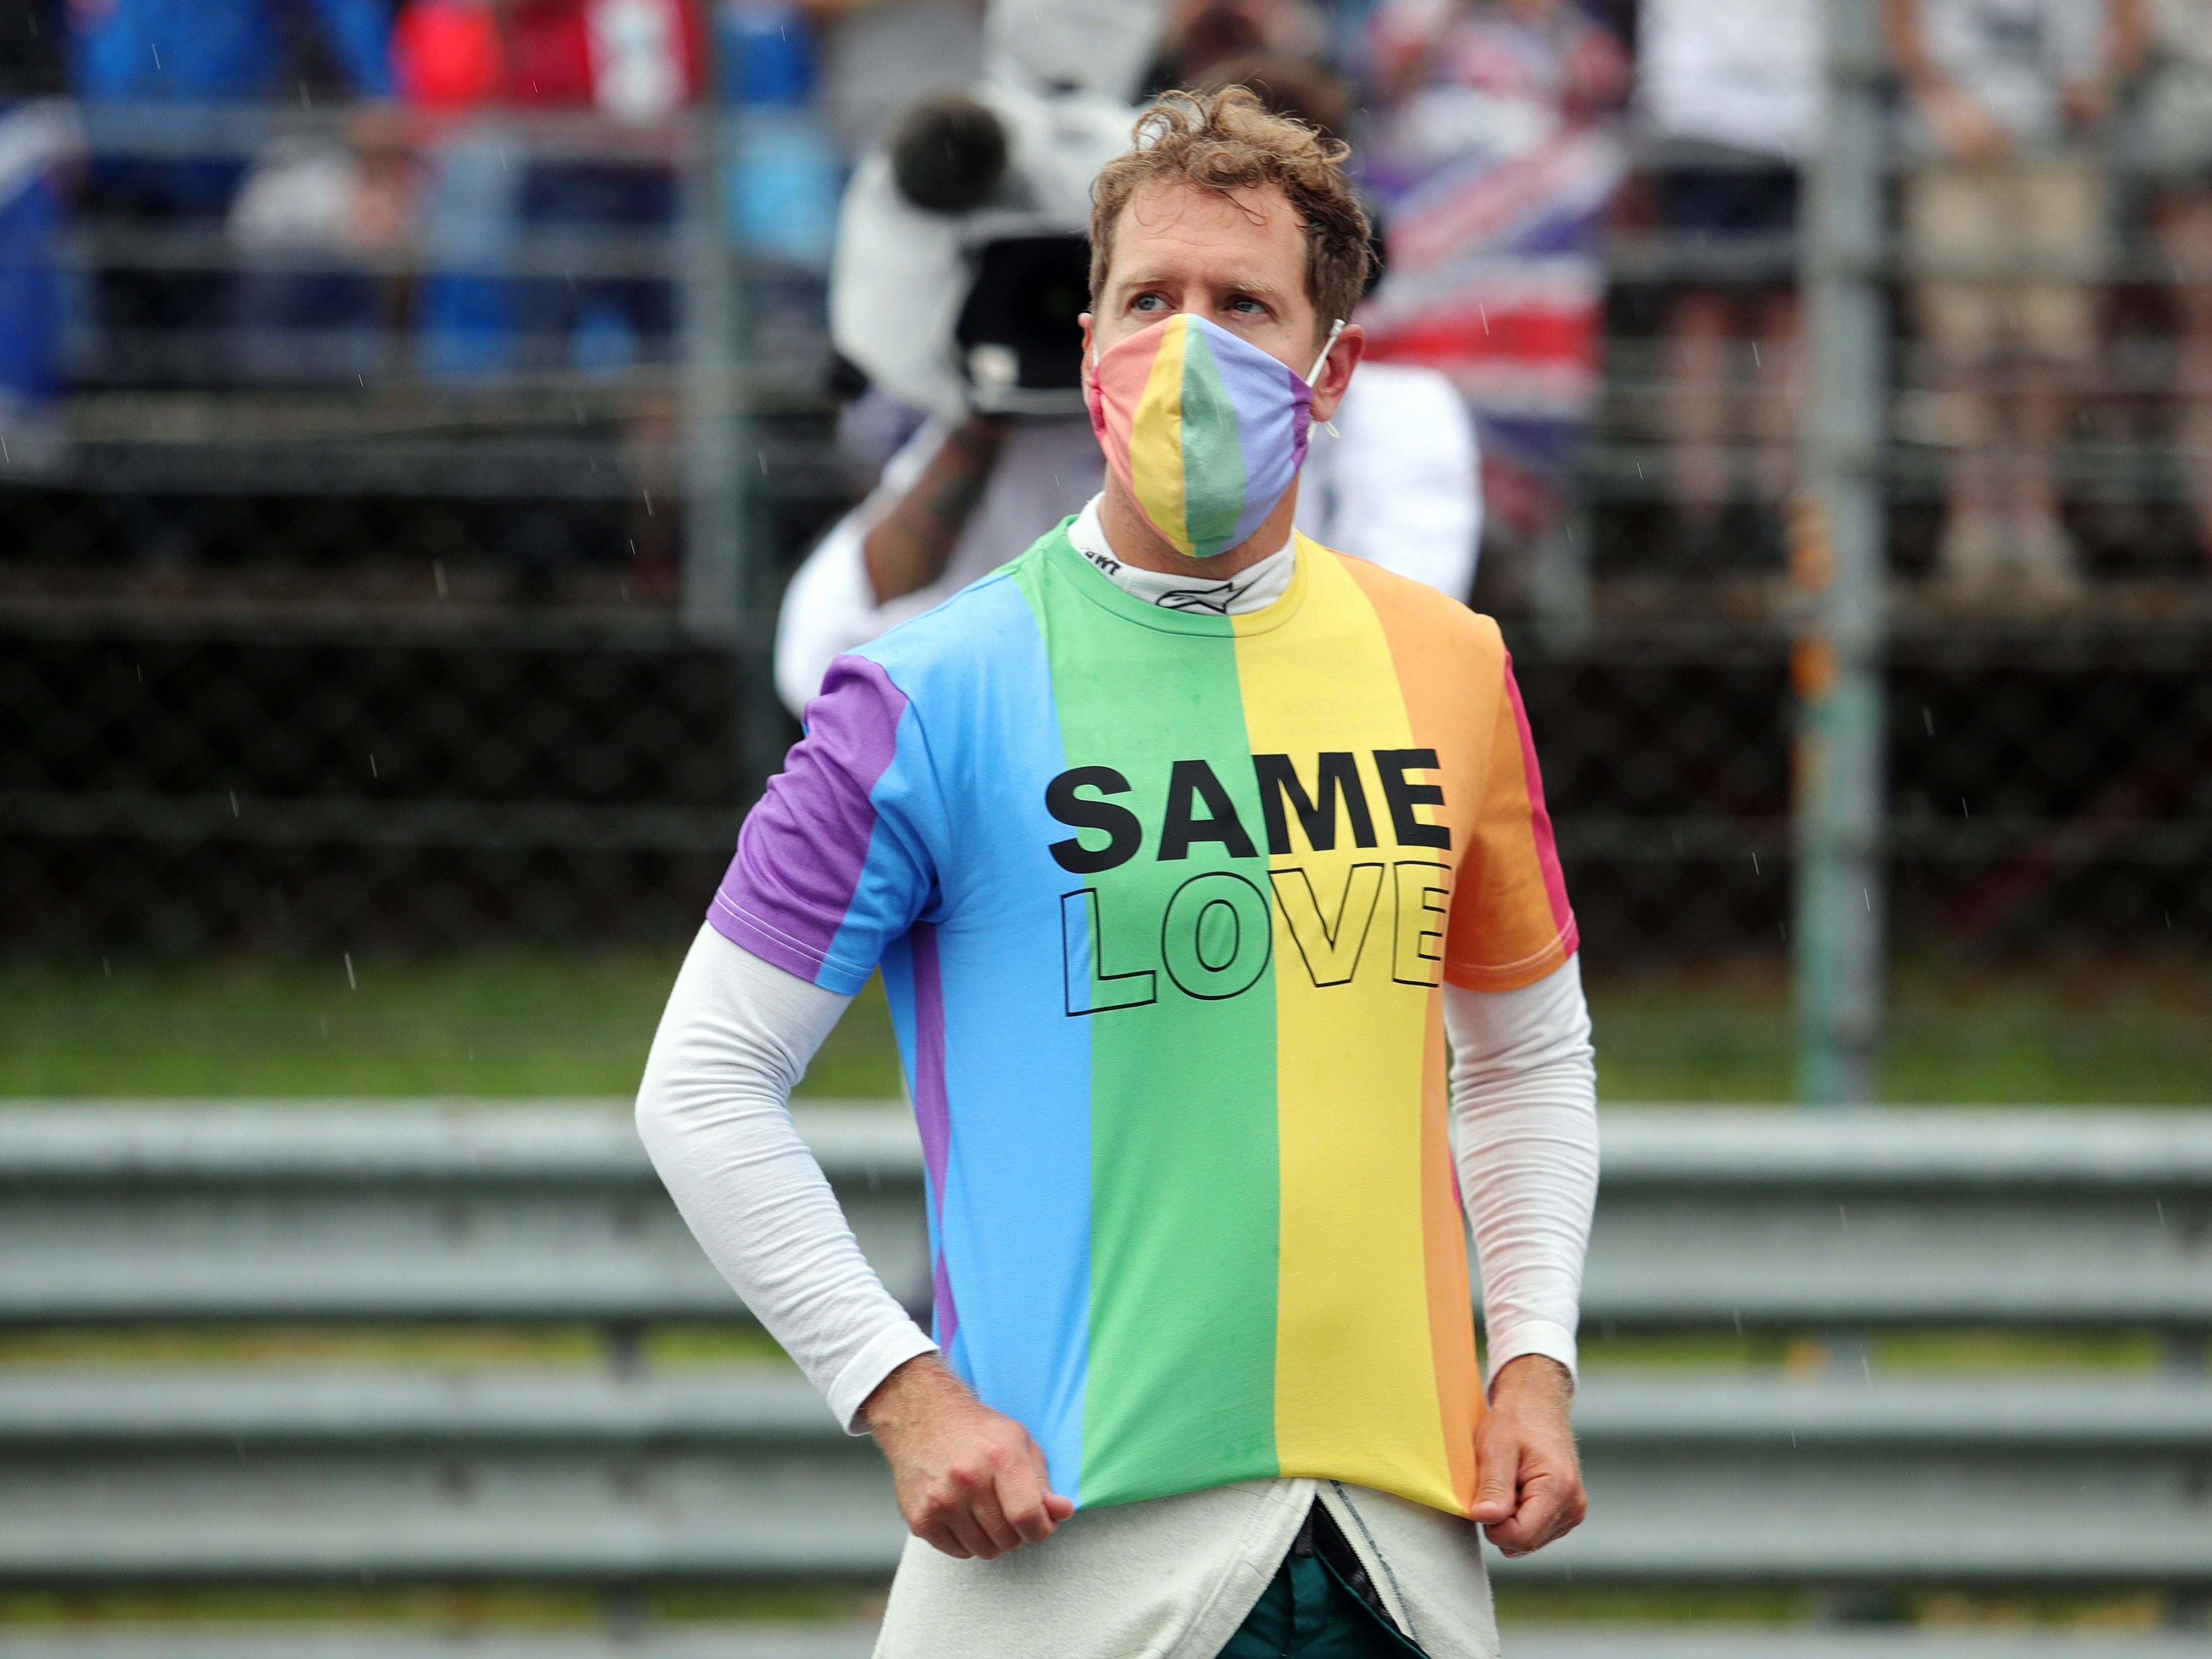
[[1081, 180, 1361, 422]]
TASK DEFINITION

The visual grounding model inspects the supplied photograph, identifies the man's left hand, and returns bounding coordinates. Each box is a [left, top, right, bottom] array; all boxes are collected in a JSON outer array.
[[1470, 1355, 1586, 1557]]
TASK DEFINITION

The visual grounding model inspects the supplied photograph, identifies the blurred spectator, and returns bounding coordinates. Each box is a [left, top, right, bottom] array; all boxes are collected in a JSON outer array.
[[1155, 0, 1326, 88], [392, 0, 522, 376], [1885, 0, 2143, 601], [227, 107, 416, 380], [69, 0, 394, 103], [1636, 0, 1818, 564], [1356, 0, 1629, 559], [721, 0, 841, 269], [68, 0, 396, 383], [2133, 0, 2212, 570], [506, 0, 705, 372], [0, 96, 81, 467]]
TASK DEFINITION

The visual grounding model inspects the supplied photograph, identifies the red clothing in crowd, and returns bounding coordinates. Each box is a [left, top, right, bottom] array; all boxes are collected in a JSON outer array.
[[392, 0, 703, 114]]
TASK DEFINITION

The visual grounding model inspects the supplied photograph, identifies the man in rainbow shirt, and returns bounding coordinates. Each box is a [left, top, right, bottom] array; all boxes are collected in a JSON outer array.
[[639, 87, 1597, 1659]]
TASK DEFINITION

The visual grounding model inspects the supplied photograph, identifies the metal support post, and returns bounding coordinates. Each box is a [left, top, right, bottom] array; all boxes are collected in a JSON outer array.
[[680, 100, 788, 804], [1531, 503, 1593, 652], [680, 105, 743, 640], [1793, 0, 1889, 1104]]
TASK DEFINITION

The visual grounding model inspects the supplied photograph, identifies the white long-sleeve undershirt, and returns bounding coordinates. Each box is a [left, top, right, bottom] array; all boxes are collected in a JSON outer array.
[[636, 922, 1597, 1432]]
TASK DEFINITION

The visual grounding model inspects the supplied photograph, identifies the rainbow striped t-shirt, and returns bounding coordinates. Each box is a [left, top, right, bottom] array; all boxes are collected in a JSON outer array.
[[710, 521, 1577, 1519]]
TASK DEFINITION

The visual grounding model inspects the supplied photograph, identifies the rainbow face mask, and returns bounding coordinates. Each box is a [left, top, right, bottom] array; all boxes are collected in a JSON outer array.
[[1085, 311, 1342, 562]]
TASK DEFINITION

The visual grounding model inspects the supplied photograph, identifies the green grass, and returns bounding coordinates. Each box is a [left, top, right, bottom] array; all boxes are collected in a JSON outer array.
[[0, 1323, 799, 1370], [0, 950, 902, 1100], [1590, 949, 2212, 1104], [1, 947, 2204, 1103]]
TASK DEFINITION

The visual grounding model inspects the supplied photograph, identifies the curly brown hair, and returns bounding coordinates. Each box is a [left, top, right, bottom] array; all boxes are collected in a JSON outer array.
[[1088, 86, 1372, 344]]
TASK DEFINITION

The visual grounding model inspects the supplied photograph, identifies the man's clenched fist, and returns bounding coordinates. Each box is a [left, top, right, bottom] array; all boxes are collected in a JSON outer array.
[[860, 1355, 1075, 1560], [1470, 1355, 1587, 1558]]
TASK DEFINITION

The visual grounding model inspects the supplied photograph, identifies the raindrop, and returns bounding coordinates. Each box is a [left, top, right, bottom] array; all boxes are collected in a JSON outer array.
[[1751, 851, 1760, 875], [344, 953, 357, 991], [229, 792, 239, 818], [1922, 707, 1933, 735], [102, 957, 111, 978], [643, 490, 653, 515], [369, 754, 378, 780]]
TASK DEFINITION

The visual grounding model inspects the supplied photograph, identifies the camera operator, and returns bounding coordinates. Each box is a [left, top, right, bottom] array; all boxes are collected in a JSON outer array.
[[775, 56, 1480, 717]]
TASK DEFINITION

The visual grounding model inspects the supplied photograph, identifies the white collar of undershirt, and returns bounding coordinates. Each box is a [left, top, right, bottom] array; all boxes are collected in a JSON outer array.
[[1067, 496, 1296, 617]]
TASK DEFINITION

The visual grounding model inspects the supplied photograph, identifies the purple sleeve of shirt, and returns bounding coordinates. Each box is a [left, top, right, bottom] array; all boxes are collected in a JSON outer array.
[[707, 654, 934, 995]]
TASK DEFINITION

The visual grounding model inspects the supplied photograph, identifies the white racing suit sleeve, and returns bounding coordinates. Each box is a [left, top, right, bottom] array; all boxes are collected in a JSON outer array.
[[1443, 955, 1599, 1387], [772, 419, 951, 718], [636, 923, 938, 1430]]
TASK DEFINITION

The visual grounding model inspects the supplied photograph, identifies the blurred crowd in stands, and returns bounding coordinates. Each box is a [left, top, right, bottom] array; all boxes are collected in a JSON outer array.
[[6, 0, 2212, 596]]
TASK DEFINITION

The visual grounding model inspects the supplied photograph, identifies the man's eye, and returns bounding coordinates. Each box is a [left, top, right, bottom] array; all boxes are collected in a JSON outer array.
[[1132, 294, 1166, 311], [1228, 296, 1266, 315]]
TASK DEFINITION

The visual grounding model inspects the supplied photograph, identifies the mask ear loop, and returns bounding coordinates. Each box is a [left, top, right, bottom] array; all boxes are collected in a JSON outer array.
[[1306, 319, 1347, 438]]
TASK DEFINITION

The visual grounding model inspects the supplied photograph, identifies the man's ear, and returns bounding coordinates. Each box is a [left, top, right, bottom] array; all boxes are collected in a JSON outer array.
[[1309, 323, 1366, 425]]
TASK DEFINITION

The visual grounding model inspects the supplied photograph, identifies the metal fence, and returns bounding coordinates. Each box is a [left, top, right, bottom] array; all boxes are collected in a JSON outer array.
[[3, 7, 2210, 1094], [3, 1100, 2208, 1650]]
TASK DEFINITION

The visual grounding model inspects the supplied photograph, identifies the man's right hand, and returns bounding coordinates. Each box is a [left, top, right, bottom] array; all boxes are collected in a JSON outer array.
[[858, 1353, 1074, 1560]]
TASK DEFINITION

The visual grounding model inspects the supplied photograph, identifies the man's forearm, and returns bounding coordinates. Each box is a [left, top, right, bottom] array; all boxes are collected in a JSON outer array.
[[862, 415, 1009, 604], [636, 925, 936, 1427], [1445, 959, 1599, 1383]]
